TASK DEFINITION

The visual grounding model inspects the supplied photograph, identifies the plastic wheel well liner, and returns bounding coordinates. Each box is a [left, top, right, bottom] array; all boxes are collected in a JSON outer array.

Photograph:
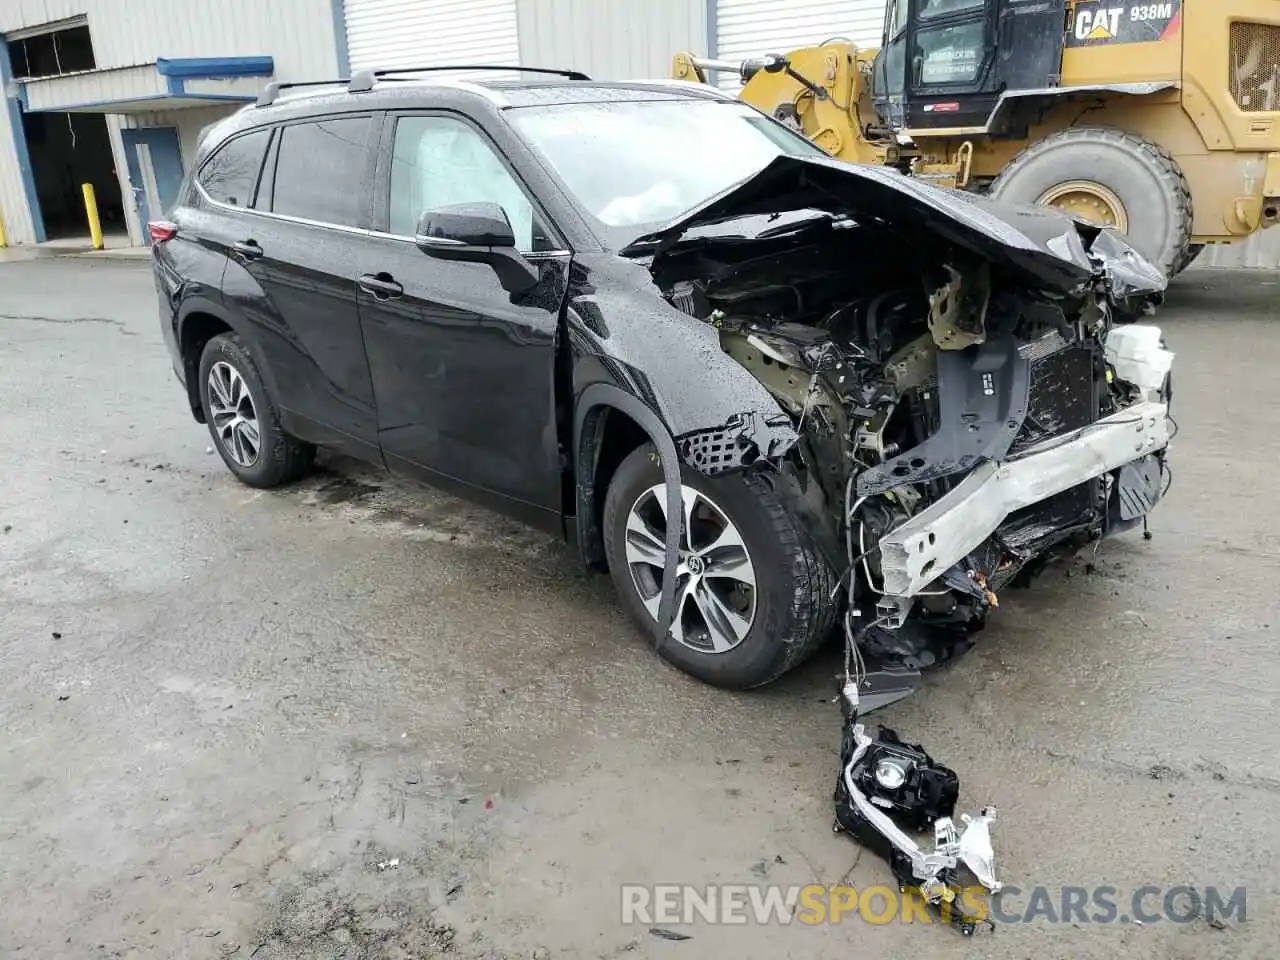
[[575, 385, 683, 649]]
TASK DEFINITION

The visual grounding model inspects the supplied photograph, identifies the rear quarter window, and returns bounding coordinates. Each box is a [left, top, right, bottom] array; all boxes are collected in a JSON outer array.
[[268, 116, 372, 228], [197, 128, 271, 208]]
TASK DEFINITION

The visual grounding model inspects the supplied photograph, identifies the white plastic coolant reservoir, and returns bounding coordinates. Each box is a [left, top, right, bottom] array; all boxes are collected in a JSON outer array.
[[1105, 325, 1175, 396]]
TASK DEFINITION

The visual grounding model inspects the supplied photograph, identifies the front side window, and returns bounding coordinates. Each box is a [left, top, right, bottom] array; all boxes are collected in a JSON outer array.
[[509, 100, 825, 248], [269, 117, 371, 227], [198, 128, 270, 208], [388, 115, 548, 253]]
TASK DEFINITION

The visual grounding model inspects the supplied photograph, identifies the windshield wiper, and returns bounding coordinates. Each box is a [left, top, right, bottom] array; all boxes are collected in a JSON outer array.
[[755, 211, 854, 240]]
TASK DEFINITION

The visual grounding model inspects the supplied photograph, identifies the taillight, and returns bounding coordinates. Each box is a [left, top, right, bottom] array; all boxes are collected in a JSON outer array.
[[148, 220, 177, 242]]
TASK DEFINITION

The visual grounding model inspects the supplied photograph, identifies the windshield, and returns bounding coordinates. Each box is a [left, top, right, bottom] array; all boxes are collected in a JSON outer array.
[[508, 99, 827, 248]]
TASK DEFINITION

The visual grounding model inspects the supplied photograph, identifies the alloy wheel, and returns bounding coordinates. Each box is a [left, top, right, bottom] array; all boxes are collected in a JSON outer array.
[[207, 360, 261, 468], [624, 483, 757, 654]]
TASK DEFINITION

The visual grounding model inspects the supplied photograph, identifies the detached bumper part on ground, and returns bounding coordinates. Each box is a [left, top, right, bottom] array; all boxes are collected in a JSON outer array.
[[833, 680, 1002, 936]]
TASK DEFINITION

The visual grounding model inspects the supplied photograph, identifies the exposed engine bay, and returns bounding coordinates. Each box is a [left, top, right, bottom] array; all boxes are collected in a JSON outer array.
[[644, 159, 1175, 674]]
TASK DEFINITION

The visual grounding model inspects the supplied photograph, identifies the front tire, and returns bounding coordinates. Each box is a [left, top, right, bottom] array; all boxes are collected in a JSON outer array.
[[602, 444, 836, 689], [198, 332, 314, 488]]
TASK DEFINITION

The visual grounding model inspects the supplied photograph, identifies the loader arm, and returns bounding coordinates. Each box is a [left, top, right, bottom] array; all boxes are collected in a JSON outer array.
[[671, 43, 889, 166]]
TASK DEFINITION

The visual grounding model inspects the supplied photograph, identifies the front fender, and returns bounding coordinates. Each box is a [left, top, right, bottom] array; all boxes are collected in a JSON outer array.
[[565, 256, 800, 650], [566, 257, 798, 469]]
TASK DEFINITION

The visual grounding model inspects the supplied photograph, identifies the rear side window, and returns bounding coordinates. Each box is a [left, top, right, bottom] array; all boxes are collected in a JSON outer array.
[[198, 129, 270, 208], [269, 117, 371, 227]]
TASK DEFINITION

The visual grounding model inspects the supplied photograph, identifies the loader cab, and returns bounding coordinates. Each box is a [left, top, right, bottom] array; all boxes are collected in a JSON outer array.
[[873, 0, 1068, 132]]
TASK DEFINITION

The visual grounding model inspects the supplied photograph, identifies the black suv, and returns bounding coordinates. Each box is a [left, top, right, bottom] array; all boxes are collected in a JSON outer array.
[[154, 68, 1174, 692]]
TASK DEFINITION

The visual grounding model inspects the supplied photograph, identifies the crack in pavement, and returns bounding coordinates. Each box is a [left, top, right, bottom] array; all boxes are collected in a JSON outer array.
[[0, 313, 137, 335]]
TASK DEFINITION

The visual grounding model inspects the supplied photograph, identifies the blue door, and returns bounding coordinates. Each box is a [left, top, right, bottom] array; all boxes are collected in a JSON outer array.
[[121, 126, 184, 242]]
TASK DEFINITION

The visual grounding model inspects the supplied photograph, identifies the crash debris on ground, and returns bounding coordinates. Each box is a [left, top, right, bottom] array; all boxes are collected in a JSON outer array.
[[833, 677, 1001, 936]]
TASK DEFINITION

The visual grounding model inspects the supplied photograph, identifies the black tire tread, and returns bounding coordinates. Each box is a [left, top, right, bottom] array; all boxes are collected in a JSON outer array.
[[200, 332, 314, 488], [602, 445, 837, 689], [1171, 242, 1205, 277], [989, 125, 1194, 277], [737, 471, 838, 686]]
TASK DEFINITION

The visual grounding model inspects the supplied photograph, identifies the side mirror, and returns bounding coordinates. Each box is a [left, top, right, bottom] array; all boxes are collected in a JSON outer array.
[[416, 201, 516, 249], [414, 202, 539, 296]]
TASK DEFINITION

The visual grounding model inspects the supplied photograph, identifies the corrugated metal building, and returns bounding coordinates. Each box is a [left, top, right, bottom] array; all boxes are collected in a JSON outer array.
[[3, 0, 1279, 265], [335, 0, 884, 84], [0, 0, 341, 247]]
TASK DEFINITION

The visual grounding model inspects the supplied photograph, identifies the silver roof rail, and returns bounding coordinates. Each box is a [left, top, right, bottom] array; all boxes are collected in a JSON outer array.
[[257, 78, 349, 107], [348, 64, 590, 93]]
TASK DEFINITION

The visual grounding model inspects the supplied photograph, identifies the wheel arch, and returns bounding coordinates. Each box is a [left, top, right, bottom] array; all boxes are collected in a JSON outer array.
[[573, 384, 683, 646], [962, 83, 1181, 139], [177, 297, 278, 424]]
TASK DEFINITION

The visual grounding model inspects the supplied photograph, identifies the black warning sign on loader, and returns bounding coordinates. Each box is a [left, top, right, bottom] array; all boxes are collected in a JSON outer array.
[[1066, 1, 1182, 47]]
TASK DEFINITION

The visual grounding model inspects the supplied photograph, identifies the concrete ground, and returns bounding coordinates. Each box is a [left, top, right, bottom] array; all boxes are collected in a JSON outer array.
[[0, 237, 144, 265], [1, 259, 1276, 959]]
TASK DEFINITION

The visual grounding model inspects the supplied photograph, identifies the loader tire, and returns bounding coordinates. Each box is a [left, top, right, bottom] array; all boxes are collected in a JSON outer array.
[[988, 126, 1193, 279], [1171, 243, 1205, 277]]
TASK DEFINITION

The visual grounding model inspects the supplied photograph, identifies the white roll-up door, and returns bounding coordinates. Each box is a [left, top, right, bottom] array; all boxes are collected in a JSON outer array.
[[344, 0, 520, 74], [715, 0, 888, 87]]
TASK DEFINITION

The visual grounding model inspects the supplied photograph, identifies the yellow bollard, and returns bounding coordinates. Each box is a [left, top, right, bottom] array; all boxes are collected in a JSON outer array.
[[0, 209, 7, 248], [82, 182, 104, 250]]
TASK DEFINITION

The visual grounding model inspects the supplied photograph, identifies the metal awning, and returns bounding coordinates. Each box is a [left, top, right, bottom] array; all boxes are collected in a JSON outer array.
[[14, 56, 273, 113]]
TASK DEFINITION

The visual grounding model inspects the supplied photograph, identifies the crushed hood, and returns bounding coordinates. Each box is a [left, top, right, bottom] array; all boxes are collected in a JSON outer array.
[[623, 154, 1167, 299]]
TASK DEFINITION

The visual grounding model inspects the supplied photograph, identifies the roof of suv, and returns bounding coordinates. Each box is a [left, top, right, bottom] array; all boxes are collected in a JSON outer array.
[[471, 78, 737, 107], [198, 72, 737, 168], [256, 74, 732, 111]]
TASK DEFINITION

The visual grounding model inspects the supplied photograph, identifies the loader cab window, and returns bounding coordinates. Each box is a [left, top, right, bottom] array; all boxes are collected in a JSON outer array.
[[911, 0, 990, 89], [918, 0, 984, 18], [917, 19, 985, 84], [889, 0, 910, 35], [876, 0, 912, 99], [875, 0, 998, 128], [878, 0, 988, 97]]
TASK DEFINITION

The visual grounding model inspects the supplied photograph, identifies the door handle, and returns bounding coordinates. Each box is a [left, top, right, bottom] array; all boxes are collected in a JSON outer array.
[[233, 240, 263, 260], [358, 273, 404, 300]]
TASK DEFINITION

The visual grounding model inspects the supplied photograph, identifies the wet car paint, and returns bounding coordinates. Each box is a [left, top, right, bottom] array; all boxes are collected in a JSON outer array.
[[154, 82, 800, 558], [154, 79, 1163, 590], [623, 153, 1168, 300]]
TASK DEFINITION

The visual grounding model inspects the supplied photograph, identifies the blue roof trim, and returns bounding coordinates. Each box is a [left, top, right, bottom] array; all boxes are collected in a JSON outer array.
[[156, 56, 274, 78], [0, 41, 45, 242], [22, 91, 257, 113]]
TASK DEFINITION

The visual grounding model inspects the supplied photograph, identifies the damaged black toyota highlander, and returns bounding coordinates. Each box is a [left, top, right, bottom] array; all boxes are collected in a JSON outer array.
[[155, 76, 1174, 692]]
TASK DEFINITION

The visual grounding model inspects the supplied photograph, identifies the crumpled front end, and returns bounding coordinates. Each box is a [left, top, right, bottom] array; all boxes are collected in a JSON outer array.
[[646, 158, 1174, 667]]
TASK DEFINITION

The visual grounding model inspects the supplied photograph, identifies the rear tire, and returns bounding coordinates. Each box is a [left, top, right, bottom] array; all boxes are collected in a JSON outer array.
[[989, 126, 1193, 278], [602, 444, 836, 689], [198, 332, 314, 488]]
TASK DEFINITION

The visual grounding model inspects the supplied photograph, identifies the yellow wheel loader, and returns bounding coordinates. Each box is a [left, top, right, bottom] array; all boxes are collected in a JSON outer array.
[[672, 0, 1280, 276]]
